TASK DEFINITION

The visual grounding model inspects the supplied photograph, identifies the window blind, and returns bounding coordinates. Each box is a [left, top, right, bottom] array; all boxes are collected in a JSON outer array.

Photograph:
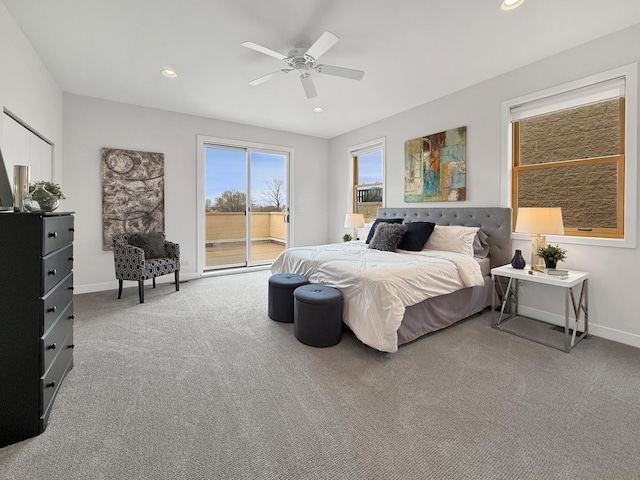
[[351, 144, 383, 158], [510, 77, 626, 122]]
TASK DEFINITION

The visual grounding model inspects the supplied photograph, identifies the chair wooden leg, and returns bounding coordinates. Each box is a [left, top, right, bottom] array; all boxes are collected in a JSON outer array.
[[118, 280, 123, 299], [152, 277, 156, 288], [175, 271, 180, 291], [138, 280, 144, 303]]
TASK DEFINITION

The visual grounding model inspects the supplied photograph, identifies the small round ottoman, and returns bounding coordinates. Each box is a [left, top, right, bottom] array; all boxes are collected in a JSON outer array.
[[293, 284, 343, 347], [268, 273, 310, 323]]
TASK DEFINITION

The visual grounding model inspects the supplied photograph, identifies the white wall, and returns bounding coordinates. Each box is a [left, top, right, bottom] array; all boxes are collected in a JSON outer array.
[[328, 23, 640, 348], [63, 94, 329, 293], [0, 2, 62, 183]]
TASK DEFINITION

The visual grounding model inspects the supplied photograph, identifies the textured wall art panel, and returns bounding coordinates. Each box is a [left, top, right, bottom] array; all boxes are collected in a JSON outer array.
[[404, 126, 467, 202], [101, 148, 164, 250]]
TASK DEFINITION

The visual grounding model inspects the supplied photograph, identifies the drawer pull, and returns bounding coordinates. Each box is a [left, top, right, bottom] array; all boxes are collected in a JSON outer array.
[[69, 314, 75, 320], [69, 227, 75, 232], [48, 305, 57, 313], [49, 231, 58, 238], [69, 257, 74, 261], [68, 344, 75, 349], [47, 343, 57, 350], [69, 286, 75, 291], [48, 269, 57, 276], [46, 380, 56, 388]]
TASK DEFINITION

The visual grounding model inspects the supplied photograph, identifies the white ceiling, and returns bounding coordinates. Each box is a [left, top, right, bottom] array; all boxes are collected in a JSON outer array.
[[4, 0, 640, 138]]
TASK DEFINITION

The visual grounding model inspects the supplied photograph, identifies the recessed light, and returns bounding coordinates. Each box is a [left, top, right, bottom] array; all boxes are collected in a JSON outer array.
[[501, 0, 525, 10], [312, 107, 323, 113], [161, 69, 178, 78]]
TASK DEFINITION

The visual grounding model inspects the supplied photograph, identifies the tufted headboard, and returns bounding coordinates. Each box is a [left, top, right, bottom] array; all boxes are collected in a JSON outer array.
[[377, 207, 512, 269]]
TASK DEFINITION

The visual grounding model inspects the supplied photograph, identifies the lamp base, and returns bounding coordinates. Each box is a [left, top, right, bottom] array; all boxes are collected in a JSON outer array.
[[531, 234, 546, 270], [352, 228, 358, 241]]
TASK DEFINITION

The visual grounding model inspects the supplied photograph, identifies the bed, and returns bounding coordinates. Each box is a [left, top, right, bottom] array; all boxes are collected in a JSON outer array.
[[271, 207, 512, 352]]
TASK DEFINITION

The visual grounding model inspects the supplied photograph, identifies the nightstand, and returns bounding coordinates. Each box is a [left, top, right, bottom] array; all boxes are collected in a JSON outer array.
[[491, 264, 588, 353]]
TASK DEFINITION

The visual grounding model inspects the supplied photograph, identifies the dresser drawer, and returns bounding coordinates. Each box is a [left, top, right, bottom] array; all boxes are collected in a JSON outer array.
[[41, 330, 73, 420], [42, 272, 73, 333], [42, 244, 74, 293], [42, 215, 74, 256], [41, 308, 74, 373]]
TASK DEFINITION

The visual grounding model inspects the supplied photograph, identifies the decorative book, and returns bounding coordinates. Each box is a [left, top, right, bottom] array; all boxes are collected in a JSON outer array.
[[547, 268, 569, 277]]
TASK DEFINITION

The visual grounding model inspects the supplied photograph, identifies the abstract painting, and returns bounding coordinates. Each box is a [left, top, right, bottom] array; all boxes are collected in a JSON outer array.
[[404, 126, 467, 202], [101, 148, 165, 250]]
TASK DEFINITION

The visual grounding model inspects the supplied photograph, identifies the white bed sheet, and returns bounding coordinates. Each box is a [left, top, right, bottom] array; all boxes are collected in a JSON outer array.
[[271, 242, 484, 353]]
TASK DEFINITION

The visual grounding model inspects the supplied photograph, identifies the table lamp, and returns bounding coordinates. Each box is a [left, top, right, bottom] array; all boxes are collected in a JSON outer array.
[[344, 213, 365, 240], [514, 207, 564, 271]]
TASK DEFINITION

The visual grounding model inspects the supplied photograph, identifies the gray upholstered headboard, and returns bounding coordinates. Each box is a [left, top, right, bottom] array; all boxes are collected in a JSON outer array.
[[377, 207, 512, 269]]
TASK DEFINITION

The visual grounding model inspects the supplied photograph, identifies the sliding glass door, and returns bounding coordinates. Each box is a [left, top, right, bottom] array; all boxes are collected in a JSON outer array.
[[203, 144, 289, 270]]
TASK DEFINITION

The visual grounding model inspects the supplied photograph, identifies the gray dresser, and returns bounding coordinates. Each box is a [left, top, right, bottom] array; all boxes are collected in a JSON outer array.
[[0, 212, 75, 447]]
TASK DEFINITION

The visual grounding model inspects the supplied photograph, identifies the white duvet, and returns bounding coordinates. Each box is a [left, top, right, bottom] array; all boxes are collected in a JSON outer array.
[[270, 242, 484, 353]]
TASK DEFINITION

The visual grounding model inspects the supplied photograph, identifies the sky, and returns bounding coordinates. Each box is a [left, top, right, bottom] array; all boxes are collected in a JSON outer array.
[[205, 147, 287, 206], [357, 150, 383, 184], [205, 146, 383, 205]]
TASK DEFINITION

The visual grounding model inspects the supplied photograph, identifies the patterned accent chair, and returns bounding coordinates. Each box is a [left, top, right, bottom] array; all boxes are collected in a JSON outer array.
[[112, 232, 180, 303]]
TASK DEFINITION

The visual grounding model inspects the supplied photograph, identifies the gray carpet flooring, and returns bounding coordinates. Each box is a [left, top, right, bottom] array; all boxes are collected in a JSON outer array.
[[1, 269, 640, 480]]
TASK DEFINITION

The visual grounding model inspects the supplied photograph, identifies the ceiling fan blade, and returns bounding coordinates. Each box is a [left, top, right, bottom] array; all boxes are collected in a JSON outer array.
[[248, 69, 291, 86], [299, 73, 317, 99], [241, 41, 287, 61], [304, 31, 339, 60], [314, 64, 365, 81]]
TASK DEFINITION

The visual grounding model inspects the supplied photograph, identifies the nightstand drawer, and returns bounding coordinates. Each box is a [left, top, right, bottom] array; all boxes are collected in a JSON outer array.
[[42, 244, 74, 293], [42, 215, 74, 255], [42, 272, 73, 333], [42, 311, 74, 373], [41, 331, 73, 420]]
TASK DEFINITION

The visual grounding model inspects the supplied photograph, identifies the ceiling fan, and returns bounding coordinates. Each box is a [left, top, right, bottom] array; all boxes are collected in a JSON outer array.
[[241, 31, 365, 99]]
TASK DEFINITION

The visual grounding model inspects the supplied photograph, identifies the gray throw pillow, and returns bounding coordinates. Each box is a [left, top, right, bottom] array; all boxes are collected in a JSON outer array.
[[365, 218, 404, 244], [473, 229, 490, 257], [368, 222, 406, 252], [128, 232, 167, 258]]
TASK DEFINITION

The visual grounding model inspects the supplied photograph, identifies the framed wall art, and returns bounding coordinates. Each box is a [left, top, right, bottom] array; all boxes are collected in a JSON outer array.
[[404, 126, 467, 202], [101, 148, 165, 250]]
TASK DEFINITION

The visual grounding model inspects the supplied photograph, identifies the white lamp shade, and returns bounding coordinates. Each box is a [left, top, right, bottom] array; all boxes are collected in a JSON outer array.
[[344, 213, 365, 229], [515, 207, 564, 235]]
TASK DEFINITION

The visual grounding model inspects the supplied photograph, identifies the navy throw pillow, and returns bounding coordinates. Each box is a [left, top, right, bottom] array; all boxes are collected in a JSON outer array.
[[398, 222, 436, 251]]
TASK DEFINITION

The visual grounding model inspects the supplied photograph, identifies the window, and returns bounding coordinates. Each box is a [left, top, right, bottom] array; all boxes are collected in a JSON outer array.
[[349, 138, 385, 223], [504, 64, 637, 246]]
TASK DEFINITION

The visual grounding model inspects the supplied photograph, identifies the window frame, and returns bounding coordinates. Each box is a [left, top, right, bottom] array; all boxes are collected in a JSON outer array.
[[347, 137, 386, 223], [501, 63, 638, 248], [511, 97, 625, 239], [196, 134, 293, 275]]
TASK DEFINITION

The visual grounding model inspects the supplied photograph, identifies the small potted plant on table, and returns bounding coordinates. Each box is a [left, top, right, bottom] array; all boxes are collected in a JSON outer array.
[[537, 244, 567, 269]]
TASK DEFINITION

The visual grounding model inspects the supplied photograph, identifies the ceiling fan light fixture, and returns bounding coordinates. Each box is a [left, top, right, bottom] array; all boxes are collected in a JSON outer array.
[[501, 0, 525, 10], [312, 107, 323, 113], [241, 31, 365, 99], [161, 69, 178, 78]]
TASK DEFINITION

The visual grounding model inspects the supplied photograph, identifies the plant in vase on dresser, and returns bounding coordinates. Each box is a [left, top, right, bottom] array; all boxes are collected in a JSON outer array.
[[23, 181, 65, 213]]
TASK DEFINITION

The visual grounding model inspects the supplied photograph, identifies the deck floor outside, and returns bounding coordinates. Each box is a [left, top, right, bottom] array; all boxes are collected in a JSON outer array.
[[205, 240, 285, 268]]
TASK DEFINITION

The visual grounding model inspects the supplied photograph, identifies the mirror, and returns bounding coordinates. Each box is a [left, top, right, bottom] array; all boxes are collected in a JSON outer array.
[[0, 147, 15, 211]]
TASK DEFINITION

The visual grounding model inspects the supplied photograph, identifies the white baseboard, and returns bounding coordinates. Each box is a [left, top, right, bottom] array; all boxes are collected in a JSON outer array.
[[517, 305, 640, 349], [73, 272, 200, 294]]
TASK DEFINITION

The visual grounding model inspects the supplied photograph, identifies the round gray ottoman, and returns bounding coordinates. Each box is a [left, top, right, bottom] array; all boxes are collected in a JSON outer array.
[[268, 273, 310, 323], [293, 284, 343, 347]]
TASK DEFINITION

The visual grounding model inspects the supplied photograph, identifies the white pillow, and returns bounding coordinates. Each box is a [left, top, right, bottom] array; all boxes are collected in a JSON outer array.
[[424, 225, 479, 256]]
